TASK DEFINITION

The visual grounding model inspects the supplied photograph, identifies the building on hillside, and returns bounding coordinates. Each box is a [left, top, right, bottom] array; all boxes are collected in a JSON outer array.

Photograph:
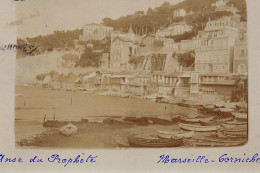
[[199, 73, 236, 101], [110, 26, 142, 71], [232, 75, 248, 102], [79, 23, 113, 41], [211, 0, 239, 15], [156, 21, 192, 38], [126, 74, 148, 96], [194, 16, 240, 74], [100, 53, 110, 70], [110, 37, 133, 71], [163, 72, 192, 98], [173, 9, 187, 18], [110, 75, 128, 94], [143, 34, 156, 48], [233, 39, 248, 74], [151, 71, 167, 84], [93, 71, 112, 91]]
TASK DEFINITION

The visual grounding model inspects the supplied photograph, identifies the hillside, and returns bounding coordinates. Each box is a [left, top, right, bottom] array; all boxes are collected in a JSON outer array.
[[102, 0, 246, 34], [17, 29, 82, 58]]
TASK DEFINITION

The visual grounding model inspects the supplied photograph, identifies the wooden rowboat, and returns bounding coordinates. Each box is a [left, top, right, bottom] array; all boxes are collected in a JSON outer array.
[[179, 123, 220, 132], [183, 138, 247, 147], [157, 130, 194, 139], [180, 116, 214, 123], [217, 131, 247, 139], [233, 113, 247, 120], [221, 129, 247, 137], [221, 122, 247, 130], [115, 135, 130, 147], [127, 135, 183, 147]]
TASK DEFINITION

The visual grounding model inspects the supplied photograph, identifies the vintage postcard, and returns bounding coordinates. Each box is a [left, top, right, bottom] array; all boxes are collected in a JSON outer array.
[[1, 0, 260, 172], [14, 0, 248, 149]]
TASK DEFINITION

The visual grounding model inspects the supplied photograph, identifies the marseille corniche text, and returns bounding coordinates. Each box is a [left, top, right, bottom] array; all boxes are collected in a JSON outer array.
[[158, 153, 260, 164], [0, 153, 97, 167]]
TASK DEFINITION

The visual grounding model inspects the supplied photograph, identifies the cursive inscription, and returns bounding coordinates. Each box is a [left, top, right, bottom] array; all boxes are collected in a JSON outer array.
[[158, 153, 260, 164], [0, 43, 39, 55]]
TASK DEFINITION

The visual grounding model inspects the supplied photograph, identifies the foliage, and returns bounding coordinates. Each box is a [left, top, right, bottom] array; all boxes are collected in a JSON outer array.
[[76, 48, 101, 67], [61, 54, 79, 68], [177, 50, 195, 67], [129, 56, 145, 67], [168, 31, 196, 42], [77, 37, 111, 53], [102, 0, 246, 35], [151, 54, 167, 71], [17, 29, 83, 57], [48, 70, 60, 79], [36, 73, 47, 81]]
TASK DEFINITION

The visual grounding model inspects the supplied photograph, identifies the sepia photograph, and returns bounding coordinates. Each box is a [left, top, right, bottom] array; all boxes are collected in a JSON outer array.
[[13, 0, 248, 149]]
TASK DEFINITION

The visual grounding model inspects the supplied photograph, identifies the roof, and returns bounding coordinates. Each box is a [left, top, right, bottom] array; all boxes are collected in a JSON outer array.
[[128, 26, 134, 34], [201, 80, 236, 86], [112, 36, 132, 43], [199, 73, 232, 77], [143, 34, 156, 39]]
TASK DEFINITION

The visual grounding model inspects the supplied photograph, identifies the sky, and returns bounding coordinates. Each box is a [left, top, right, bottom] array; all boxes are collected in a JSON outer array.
[[16, 0, 183, 38]]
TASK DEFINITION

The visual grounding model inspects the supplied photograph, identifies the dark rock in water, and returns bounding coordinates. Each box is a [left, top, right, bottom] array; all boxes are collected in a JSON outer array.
[[42, 120, 68, 127], [122, 117, 176, 126], [103, 118, 132, 126], [81, 119, 88, 123]]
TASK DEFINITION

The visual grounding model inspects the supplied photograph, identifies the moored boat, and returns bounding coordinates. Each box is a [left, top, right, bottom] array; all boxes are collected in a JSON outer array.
[[157, 130, 194, 139], [179, 123, 220, 132], [171, 115, 181, 123], [233, 112, 247, 120], [183, 138, 247, 147], [115, 135, 130, 147], [177, 102, 190, 107], [221, 129, 247, 137], [221, 122, 247, 130], [219, 108, 233, 113], [181, 116, 215, 124], [200, 120, 220, 126], [127, 135, 183, 147], [217, 131, 247, 139]]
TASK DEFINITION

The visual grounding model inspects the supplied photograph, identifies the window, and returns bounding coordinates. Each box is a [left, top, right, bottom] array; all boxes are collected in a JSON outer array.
[[241, 49, 245, 56], [238, 64, 246, 74]]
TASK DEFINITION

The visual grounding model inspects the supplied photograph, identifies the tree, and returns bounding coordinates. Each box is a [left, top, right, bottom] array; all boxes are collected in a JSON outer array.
[[61, 54, 79, 68], [76, 48, 101, 67], [36, 74, 47, 81], [177, 50, 195, 67]]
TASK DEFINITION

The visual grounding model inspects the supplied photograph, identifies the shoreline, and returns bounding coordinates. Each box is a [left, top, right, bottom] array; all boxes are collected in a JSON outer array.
[[15, 84, 248, 148]]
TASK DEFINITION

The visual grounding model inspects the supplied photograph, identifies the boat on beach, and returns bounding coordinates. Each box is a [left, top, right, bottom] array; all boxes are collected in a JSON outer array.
[[127, 135, 183, 147], [179, 123, 220, 132], [177, 102, 190, 108], [221, 129, 247, 137], [233, 112, 247, 120], [157, 130, 194, 139], [183, 138, 247, 147], [115, 134, 130, 147], [180, 116, 215, 124], [221, 121, 247, 130], [199, 120, 221, 126], [217, 131, 247, 139]]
